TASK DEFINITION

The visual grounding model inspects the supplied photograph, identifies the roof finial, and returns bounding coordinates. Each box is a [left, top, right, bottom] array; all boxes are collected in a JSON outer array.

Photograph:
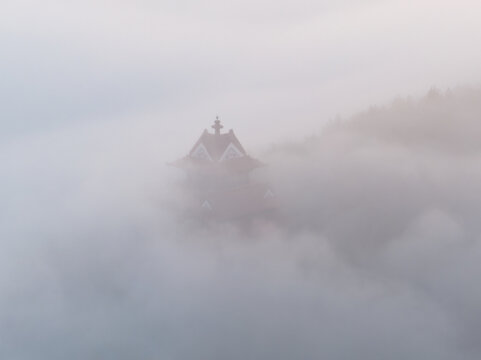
[[212, 116, 223, 135]]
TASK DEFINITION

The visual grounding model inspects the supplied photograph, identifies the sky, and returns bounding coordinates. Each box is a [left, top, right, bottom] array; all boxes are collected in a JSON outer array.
[[2, 0, 481, 151], [2, 1, 481, 359]]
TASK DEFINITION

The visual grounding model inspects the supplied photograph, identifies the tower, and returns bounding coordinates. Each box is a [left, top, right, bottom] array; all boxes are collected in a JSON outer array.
[[171, 117, 277, 220]]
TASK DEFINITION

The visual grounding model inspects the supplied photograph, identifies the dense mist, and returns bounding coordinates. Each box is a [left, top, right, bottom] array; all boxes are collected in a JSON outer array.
[[2, 87, 481, 359]]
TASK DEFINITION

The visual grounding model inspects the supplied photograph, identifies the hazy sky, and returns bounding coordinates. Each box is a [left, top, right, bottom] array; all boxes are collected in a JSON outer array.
[[2, 0, 481, 152], [2, 2, 481, 359]]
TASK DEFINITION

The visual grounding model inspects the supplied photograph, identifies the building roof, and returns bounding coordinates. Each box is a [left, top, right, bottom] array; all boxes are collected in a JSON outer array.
[[189, 128, 247, 161], [172, 154, 262, 172], [171, 118, 264, 172]]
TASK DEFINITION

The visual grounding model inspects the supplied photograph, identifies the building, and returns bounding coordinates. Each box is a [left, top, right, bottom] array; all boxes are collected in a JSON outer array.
[[171, 117, 277, 220]]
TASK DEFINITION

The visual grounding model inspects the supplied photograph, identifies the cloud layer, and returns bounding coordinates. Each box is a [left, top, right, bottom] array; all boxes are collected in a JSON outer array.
[[2, 87, 481, 359]]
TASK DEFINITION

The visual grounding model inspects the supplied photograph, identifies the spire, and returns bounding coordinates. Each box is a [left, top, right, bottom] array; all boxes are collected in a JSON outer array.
[[212, 116, 223, 135]]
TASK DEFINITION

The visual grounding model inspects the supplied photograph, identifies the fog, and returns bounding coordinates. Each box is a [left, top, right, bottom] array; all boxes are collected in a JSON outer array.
[[2, 0, 481, 358], [1, 87, 481, 359]]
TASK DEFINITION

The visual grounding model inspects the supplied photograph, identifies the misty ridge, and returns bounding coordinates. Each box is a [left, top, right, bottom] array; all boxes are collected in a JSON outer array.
[[2, 86, 481, 359], [262, 86, 481, 245]]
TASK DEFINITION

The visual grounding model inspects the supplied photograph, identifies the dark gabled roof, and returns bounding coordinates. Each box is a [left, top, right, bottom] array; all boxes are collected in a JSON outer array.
[[170, 154, 263, 173], [189, 129, 247, 161], [169, 120, 264, 173], [222, 155, 264, 172]]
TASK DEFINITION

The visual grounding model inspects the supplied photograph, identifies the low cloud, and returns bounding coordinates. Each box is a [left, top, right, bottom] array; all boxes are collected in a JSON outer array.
[[2, 87, 481, 359]]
